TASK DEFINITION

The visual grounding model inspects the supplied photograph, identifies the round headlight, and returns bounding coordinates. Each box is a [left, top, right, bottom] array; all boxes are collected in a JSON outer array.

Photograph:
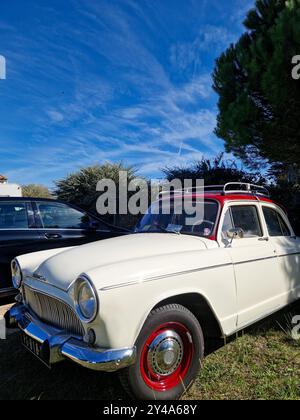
[[75, 276, 98, 322], [11, 259, 22, 289]]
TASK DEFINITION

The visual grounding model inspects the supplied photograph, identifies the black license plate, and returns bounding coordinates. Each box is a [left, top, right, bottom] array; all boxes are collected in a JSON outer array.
[[21, 333, 50, 368]]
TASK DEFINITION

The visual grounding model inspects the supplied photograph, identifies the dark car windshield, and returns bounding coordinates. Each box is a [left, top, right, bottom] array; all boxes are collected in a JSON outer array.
[[136, 200, 219, 237]]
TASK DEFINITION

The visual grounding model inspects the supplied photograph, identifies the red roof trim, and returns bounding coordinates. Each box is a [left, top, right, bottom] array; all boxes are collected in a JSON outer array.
[[160, 193, 274, 206]]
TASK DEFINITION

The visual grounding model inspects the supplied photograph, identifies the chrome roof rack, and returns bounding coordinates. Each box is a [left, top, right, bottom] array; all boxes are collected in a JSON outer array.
[[158, 185, 223, 198], [223, 183, 270, 197], [158, 183, 270, 198]]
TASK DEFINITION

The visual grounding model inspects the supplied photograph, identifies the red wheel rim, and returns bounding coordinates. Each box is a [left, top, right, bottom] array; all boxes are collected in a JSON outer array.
[[140, 322, 194, 392]]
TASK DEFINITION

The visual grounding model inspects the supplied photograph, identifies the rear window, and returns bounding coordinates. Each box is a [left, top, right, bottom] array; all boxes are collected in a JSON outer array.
[[0, 202, 29, 229], [263, 207, 291, 237]]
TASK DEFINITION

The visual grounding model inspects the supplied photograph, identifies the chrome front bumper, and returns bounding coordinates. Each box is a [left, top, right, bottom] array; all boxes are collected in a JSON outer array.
[[5, 304, 136, 372]]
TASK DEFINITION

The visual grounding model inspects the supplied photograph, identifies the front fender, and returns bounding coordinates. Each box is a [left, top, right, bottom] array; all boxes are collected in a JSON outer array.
[[96, 258, 237, 349], [131, 287, 224, 345]]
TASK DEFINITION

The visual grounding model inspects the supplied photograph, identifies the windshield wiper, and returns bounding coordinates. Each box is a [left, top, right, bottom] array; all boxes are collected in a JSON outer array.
[[155, 225, 181, 235], [135, 225, 181, 235]]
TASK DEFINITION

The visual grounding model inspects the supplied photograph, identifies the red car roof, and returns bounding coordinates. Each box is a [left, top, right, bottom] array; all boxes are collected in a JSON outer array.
[[160, 192, 274, 206]]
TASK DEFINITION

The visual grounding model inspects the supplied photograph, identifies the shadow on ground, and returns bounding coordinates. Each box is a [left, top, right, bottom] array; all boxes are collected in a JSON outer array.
[[0, 333, 127, 400]]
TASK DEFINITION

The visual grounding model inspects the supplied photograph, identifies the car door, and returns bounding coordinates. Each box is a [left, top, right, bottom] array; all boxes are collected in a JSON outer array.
[[219, 202, 282, 328], [262, 204, 300, 303], [33, 201, 117, 250], [0, 200, 40, 295]]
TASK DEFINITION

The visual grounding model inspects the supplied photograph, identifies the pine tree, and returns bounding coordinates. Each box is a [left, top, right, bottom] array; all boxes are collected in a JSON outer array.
[[213, 0, 300, 169]]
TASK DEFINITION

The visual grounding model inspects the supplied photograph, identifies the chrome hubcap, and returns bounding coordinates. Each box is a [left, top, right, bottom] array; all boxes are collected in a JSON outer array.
[[147, 330, 184, 376]]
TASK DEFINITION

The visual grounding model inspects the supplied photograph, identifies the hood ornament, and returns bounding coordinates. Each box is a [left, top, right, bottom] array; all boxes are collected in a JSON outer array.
[[32, 273, 47, 282]]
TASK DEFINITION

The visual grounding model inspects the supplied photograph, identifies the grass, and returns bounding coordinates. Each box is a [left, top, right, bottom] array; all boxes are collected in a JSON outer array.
[[0, 301, 299, 400], [185, 331, 300, 400]]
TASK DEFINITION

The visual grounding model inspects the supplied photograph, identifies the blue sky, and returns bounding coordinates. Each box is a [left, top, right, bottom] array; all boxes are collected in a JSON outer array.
[[0, 0, 254, 187]]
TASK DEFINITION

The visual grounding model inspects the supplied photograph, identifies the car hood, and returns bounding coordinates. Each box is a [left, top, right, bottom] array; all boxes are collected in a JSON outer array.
[[33, 233, 218, 291]]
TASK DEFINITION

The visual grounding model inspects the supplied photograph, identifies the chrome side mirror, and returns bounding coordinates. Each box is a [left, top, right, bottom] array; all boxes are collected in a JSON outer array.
[[227, 228, 244, 240]]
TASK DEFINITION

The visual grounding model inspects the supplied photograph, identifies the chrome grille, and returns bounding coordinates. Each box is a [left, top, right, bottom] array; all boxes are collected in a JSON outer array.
[[24, 286, 84, 337]]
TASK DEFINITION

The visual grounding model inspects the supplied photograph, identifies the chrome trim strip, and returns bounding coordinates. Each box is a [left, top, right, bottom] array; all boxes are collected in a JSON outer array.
[[25, 275, 67, 292], [100, 253, 292, 291], [6, 304, 136, 372], [100, 280, 148, 291], [23, 283, 69, 305], [100, 262, 233, 291], [234, 255, 277, 266], [146, 263, 233, 281], [277, 252, 300, 258]]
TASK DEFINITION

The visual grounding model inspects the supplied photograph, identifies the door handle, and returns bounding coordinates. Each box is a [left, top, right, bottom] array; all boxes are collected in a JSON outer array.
[[45, 233, 62, 240], [258, 237, 269, 242]]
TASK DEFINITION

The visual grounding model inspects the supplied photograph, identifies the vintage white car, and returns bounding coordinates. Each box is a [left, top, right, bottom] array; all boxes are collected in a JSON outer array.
[[6, 183, 300, 400]]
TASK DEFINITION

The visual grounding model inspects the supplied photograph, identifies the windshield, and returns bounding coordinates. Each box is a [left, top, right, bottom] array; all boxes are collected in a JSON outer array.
[[136, 200, 219, 237]]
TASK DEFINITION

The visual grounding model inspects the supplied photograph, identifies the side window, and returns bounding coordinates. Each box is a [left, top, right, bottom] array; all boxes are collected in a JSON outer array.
[[263, 207, 291, 237], [37, 202, 90, 229], [230, 205, 263, 238], [221, 209, 234, 239], [0, 202, 29, 229]]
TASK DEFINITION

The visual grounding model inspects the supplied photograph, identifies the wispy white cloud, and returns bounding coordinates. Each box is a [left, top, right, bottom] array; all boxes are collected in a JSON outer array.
[[169, 74, 213, 103], [47, 110, 64, 122], [0, 0, 248, 185], [170, 25, 239, 73]]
